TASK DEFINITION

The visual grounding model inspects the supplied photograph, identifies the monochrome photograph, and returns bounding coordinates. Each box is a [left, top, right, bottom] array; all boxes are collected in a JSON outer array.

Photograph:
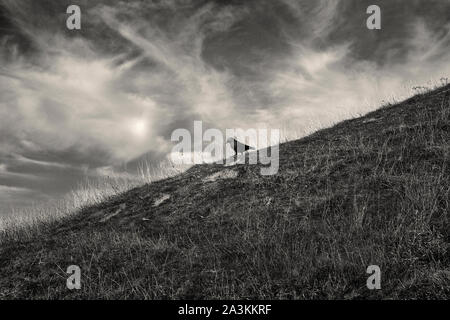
[[0, 0, 449, 307]]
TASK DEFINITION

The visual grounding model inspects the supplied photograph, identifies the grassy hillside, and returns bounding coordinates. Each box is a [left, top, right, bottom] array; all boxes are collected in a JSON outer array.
[[1, 85, 449, 299]]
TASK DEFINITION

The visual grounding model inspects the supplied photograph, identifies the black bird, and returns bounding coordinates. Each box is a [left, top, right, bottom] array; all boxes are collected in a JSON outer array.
[[227, 137, 254, 156]]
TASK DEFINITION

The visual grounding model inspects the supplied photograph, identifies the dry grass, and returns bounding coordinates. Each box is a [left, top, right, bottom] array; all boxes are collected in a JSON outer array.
[[0, 159, 188, 240], [0, 84, 449, 299]]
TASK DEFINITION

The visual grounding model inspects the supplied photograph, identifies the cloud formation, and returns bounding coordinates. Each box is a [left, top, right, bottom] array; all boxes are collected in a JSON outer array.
[[1, 0, 450, 213]]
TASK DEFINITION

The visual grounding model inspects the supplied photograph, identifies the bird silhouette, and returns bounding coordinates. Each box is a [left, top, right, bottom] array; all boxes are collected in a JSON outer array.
[[227, 137, 254, 156]]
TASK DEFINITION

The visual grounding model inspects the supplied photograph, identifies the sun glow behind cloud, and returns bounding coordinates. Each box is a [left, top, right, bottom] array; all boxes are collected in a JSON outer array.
[[129, 118, 148, 138]]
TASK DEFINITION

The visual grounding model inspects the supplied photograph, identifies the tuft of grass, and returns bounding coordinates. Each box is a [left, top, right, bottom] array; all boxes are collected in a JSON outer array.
[[0, 159, 188, 241]]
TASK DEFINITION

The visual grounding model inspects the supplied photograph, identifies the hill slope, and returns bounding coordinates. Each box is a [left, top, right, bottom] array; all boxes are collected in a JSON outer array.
[[1, 86, 449, 299]]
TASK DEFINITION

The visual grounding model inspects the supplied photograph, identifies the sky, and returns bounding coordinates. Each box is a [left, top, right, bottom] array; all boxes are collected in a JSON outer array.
[[1, 0, 450, 215]]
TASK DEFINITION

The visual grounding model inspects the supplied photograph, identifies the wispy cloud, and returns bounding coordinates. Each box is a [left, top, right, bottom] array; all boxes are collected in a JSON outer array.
[[0, 0, 449, 212]]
